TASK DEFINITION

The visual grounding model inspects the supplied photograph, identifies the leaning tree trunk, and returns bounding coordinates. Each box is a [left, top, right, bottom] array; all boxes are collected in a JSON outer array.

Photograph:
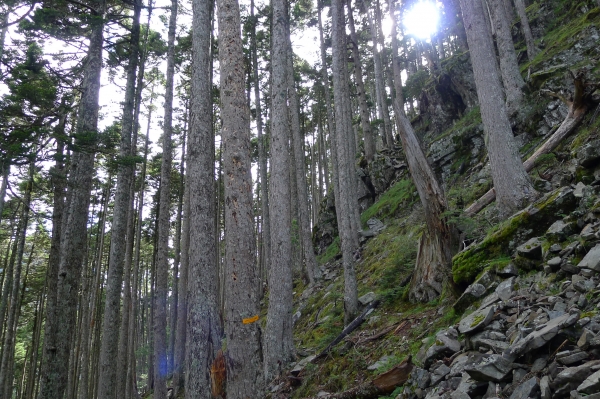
[[514, 0, 538, 62], [38, 1, 105, 397], [186, 0, 223, 396], [389, 0, 457, 303], [459, 0, 537, 218], [465, 71, 593, 215], [487, 0, 526, 114]]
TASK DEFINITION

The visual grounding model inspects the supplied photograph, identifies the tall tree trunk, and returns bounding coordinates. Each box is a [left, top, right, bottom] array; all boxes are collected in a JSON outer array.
[[250, 0, 271, 292], [38, 1, 105, 396], [459, 0, 537, 217], [487, 0, 525, 114], [331, 0, 359, 325], [78, 179, 110, 399], [217, 0, 264, 394], [153, 0, 177, 396], [168, 112, 186, 382], [186, 0, 223, 396], [367, 7, 394, 148], [347, 1, 375, 162], [0, 162, 9, 224], [264, 0, 294, 382], [0, 162, 33, 398], [287, 39, 322, 285], [96, 0, 140, 394], [513, 0, 538, 62]]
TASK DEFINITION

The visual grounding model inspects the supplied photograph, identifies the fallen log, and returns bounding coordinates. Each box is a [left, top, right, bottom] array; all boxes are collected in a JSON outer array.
[[465, 70, 596, 216], [313, 300, 380, 361], [324, 356, 413, 399]]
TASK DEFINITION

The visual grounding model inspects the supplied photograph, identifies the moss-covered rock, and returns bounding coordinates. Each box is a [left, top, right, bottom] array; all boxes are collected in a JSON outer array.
[[452, 187, 577, 284]]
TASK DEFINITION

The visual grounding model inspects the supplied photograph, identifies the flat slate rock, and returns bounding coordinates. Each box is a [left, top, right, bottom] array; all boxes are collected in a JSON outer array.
[[578, 243, 600, 271], [507, 312, 578, 359], [459, 305, 496, 334], [509, 376, 539, 399], [464, 354, 514, 382], [578, 369, 600, 394]]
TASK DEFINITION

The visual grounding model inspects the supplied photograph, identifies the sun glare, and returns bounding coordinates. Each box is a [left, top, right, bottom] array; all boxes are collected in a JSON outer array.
[[404, 1, 440, 39]]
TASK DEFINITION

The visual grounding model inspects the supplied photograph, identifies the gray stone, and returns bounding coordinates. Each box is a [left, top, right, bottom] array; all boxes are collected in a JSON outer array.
[[507, 313, 578, 358], [562, 261, 580, 274], [553, 360, 600, 394], [540, 375, 551, 399], [579, 329, 596, 351], [465, 354, 514, 382], [430, 363, 451, 386], [459, 305, 496, 334], [366, 218, 385, 234], [531, 356, 548, 373], [574, 182, 587, 198], [578, 243, 600, 271], [358, 291, 377, 305], [581, 223, 597, 241], [411, 367, 431, 389], [423, 328, 461, 367], [547, 220, 574, 241], [577, 139, 600, 167], [367, 355, 392, 371], [578, 369, 600, 394], [516, 237, 543, 260], [290, 355, 316, 375], [450, 352, 480, 377], [497, 263, 519, 278], [550, 243, 563, 252], [450, 390, 470, 399], [573, 278, 596, 293], [509, 377, 539, 399], [496, 277, 516, 301], [454, 283, 488, 312], [547, 256, 562, 268], [557, 350, 589, 365]]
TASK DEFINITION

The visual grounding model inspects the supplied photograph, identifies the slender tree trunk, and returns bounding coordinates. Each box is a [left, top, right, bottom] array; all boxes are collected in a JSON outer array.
[[168, 111, 186, 383], [513, 0, 538, 62], [287, 39, 322, 285], [331, 0, 359, 325], [459, 0, 537, 217], [347, 1, 375, 161], [38, 2, 105, 396], [153, 0, 177, 397], [367, 7, 394, 148], [250, 0, 271, 292], [77, 179, 110, 399], [487, 0, 525, 113], [186, 0, 223, 396], [264, 0, 295, 382], [96, 0, 140, 394], [0, 162, 33, 398], [0, 163, 9, 224]]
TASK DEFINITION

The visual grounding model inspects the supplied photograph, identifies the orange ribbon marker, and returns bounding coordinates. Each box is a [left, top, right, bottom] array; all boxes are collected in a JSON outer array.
[[242, 315, 259, 324]]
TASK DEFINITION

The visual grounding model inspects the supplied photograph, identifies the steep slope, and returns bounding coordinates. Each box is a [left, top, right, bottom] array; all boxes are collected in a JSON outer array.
[[273, 1, 600, 398]]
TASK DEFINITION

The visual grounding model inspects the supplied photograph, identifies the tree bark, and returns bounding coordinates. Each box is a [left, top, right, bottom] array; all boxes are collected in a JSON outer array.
[[287, 38, 322, 285], [459, 0, 537, 217], [347, 1, 376, 162], [217, 0, 265, 394], [186, 0, 223, 396], [331, 0, 359, 325], [487, 0, 526, 113], [153, 0, 177, 397], [264, 0, 295, 382], [464, 71, 591, 215], [250, 0, 271, 296], [388, 0, 458, 303], [513, 0, 538, 62], [38, 1, 105, 396]]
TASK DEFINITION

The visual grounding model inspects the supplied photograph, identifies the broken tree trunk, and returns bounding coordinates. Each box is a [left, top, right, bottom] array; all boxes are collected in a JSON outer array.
[[464, 71, 594, 216], [313, 300, 380, 361], [324, 356, 413, 399]]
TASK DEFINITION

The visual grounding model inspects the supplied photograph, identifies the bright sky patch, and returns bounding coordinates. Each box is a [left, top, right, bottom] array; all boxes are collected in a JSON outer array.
[[404, 1, 440, 39]]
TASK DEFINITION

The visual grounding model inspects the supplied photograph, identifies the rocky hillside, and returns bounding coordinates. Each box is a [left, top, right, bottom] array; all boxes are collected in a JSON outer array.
[[272, 1, 600, 398]]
